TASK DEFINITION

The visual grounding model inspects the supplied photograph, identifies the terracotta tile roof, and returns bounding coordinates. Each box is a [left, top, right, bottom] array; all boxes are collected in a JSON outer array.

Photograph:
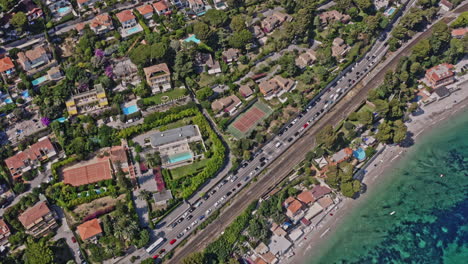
[[287, 200, 303, 215], [63, 159, 113, 186], [153, 1, 169, 12], [17, 45, 47, 63], [77, 219, 102, 240], [211, 95, 241, 112], [0, 219, 10, 236], [440, 0, 453, 8], [144, 63, 171, 79], [239, 85, 253, 97], [137, 4, 154, 15], [297, 190, 315, 204], [255, 258, 267, 264], [77, 0, 90, 4], [116, 10, 135, 23], [451, 27, 468, 37], [425, 63, 455, 82], [109, 145, 128, 165], [310, 185, 331, 200], [5, 137, 55, 176], [75, 23, 86, 32], [283, 196, 296, 207], [18, 201, 51, 228], [90, 13, 112, 29], [0, 57, 14, 72]]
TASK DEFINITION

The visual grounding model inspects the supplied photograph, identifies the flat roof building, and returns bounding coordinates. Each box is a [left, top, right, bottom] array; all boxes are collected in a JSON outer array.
[[144, 63, 172, 93], [66, 84, 109, 116]]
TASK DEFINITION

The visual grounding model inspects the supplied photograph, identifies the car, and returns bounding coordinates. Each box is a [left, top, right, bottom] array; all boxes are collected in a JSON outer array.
[[226, 191, 232, 196], [287, 123, 293, 128], [244, 176, 250, 182], [191, 220, 198, 226], [232, 188, 236, 192], [298, 114, 303, 118], [153, 254, 159, 259], [259, 157, 266, 162], [169, 239, 177, 245], [71, 237, 76, 243], [294, 131, 300, 137], [177, 217, 184, 223], [254, 167, 260, 171], [214, 201, 220, 207], [159, 249, 166, 254], [209, 189, 217, 195], [177, 233, 184, 238], [185, 226, 191, 232], [241, 162, 248, 168], [307, 105, 313, 110], [187, 215, 193, 220], [189, 207, 195, 213], [237, 183, 242, 187], [223, 179, 228, 184], [183, 211, 189, 217], [249, 171, 254, 176], [230, 176, 238, 182], [203, 194, 210, 200], [206, 209, 212, 215], [260, 161, 266, 167], [287, 137, 293, 142], [303, 123, 309, 129], [170, 222, 177, 228], [199, 215, 205, 220]]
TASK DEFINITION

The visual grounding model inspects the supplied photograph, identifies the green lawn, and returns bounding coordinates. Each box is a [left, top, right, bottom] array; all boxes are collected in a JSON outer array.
[[143, 88, 187, 105], [169, 159, 209, 180], [198, 73, 218, 87]]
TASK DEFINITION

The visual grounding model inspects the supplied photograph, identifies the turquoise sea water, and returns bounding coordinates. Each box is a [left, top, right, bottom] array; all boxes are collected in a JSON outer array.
[[311, 112, 468, 264]]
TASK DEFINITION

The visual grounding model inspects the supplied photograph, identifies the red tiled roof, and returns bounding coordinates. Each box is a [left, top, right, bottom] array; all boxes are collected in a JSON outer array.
[[116, 10, 135, 23], [153, 1, 169, 12], [287, 200, 303, 215], [90, 13, 112, 29], [109, 145, 128, 165], [5, 137, 55, 176], [0, 219, 10, 236], [425, 63, 454, 82], [18, 201, 52, 228], [77, 219, 102, 240], [0, 57, 14, 72], [63, 159, 113, 186], [137, 4, 154, 15], [451, 28, 468, 37], [297, 190, 315, 204]]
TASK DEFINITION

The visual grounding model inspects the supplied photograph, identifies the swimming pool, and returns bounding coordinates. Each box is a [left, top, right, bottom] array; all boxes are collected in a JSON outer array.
[[55, 117, 67, 123], [184, 35, 201, 44], [122, 105, 139, 115], [127, 26, 141, 34], [353, 148, 366, 161], [4, 98, 13, 104], [32, 76, 48, 86], [385, 7, 396, 16], [22, 90, 30, 98], [58, 6, 71, 14], [168, 152, 193, 164]]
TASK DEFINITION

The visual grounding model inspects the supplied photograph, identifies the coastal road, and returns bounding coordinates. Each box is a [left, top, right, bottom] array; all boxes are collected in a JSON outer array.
[[164, 2, 468, 262]]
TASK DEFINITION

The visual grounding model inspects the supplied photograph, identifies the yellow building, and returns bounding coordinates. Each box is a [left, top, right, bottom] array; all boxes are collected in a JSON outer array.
[[66, 84, 109, 116]]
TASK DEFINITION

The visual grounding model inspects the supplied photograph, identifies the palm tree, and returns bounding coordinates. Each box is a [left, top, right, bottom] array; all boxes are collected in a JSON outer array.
[[138, 190, 152, 201]]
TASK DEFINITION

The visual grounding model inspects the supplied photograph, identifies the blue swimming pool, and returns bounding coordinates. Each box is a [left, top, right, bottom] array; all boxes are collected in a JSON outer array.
[[168, 152, 193, 164], [385, 7, 396, 16], [127, 26, 141, 34], [32, 76, 48, 86], [55, 117, 67, 123], [184, 35, 201, 44], [122, 105, 139, 115], [353, 148, 366, 161], [22, 90, 30, 98], [4, 98, 13, 104], [58, 6, 71, 14]]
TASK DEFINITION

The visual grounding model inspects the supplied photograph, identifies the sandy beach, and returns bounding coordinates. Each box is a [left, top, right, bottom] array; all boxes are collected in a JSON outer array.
[[283, 80, 468, 264]]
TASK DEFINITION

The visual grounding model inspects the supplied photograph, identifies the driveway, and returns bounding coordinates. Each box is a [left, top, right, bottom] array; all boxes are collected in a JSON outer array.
[[52, 206, 81, 263]]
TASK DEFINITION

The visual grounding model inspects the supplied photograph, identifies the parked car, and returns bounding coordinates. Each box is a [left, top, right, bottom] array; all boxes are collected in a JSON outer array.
[[153, 254, 159, 259], [71, 237, 76, 243], [169, 239, 177, 245]]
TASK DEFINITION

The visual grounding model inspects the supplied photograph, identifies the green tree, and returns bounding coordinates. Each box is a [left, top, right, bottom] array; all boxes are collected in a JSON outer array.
[[430, 21, 451, 54], [11, 12, 27, 30], [340, 181, 355, 197], [195, 87, 214, 101], [316, 125, 337, 150], [392, 120, 407, 143], [375, 121, 393, 143], [230, 15, 246, 32], [228, 29, 253, 49], [353, 0, 373, 11], [193, 22, 211, 41], [451, 11, 468, 28], [24, 238, 54, 264], [204, 9, 228, 27], [182, 252, 207, 264], [412, 39, 431, 60], [358, 110, 373, 125]]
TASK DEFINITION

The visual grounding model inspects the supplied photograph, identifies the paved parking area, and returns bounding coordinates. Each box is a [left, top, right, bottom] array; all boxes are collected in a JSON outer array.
[[6, 113, 45, 144]]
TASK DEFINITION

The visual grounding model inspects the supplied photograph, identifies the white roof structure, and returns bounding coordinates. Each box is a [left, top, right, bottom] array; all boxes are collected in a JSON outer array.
[[305, 202, 324, 220], [314, 156, 328, 169], [268, 235, 292, 256], [288, 228, 304, 241]]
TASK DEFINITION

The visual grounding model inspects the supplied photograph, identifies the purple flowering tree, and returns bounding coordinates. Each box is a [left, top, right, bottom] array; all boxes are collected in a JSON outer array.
[[105, 65, 114, 79], [95, 49, 104, 58], [41, 117, 51, 126]]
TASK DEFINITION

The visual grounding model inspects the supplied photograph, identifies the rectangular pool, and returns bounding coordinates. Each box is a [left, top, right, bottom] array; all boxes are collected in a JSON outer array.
[[127, 26, 141, 34], [122, 105, 139, 115], [168, 152, 193, 164], [32, 76, 48, 86]]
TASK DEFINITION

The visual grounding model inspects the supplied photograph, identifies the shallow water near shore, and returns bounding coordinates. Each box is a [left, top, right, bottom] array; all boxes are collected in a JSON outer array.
[[310, 112, 468, 264]]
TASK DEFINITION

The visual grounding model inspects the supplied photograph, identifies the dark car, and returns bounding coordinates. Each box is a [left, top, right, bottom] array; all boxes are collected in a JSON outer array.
[[203, 195, 210, 200], [259, 157, 266, 162], [260, 162, 266, 167], [294, 131, 300, 137], [189, 207, 196, 213], [237, 183, 242, 187], [232, 188, 236, 192], [241, 162, 248, 168], [287, 137, 293, 142], [159, 249, 166, 254], [71, 237, 76, 243], [187, 215, 193, 220], [177, 217, 184, 223], [170, 222, 177, 228], [287, 123, 293, 128], [226, 191, 232, 196], [209, 189, 217, 195]]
